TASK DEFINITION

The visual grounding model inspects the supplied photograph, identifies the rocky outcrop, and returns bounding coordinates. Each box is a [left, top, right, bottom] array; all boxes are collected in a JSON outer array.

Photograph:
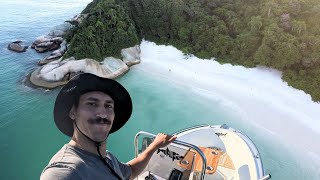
[[30, 67, 68, 89], [102, 57, 129, 78], [121, 45, 141, 67], [28, 10, 141, 89], [7, 41, 28, 52], [38, 40, 68, 65], [65, 14, 88, 26], [32, 36, 64, 53], [32, 21, 72, 53], [29, 57, 129, 88], [48, 22, 73, 38]]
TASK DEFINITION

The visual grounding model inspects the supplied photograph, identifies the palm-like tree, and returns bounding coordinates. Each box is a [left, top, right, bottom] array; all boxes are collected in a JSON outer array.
[[261, 0, 278, 17], [292, 20, 306, 35], [248, 16, 263, 31]]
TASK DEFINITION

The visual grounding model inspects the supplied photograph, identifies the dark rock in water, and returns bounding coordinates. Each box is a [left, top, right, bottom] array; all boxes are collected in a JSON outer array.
[[31, 22, 71, 54], [12, 40, 22, 44], [7, 41, 28, 52], [32, 35, 53, 50], [35, 41, 61, 53]]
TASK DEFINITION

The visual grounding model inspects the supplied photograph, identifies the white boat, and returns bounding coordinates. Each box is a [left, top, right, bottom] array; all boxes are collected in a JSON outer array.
[[134, 124, 271, 180]]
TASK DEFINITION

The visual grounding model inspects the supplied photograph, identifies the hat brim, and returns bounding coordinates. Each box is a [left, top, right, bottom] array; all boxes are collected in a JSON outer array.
[[54, 73, 132, 137]]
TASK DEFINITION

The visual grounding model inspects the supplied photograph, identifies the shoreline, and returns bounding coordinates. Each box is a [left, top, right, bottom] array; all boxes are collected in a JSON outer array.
[[136, 40, 320, 160]]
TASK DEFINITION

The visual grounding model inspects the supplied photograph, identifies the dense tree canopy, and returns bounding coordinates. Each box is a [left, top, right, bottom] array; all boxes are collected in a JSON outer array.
[[65, 0, 320, 101], [64, 0, 139, 60]]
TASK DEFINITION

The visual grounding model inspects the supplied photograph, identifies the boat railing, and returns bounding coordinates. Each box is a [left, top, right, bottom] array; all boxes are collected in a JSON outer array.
[[134, 131, 208, 180], [171, 124, 209, 135], [234, 129, 267, 179]]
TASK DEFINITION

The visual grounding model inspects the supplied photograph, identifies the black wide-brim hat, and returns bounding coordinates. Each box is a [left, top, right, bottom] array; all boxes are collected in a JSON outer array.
[[54, 73, 132, 137]]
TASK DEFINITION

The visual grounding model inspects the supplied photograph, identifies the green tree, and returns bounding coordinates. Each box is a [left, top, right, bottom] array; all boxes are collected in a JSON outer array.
[[291, 20, 307, 35], [64, 0, 139, 61], [65, 0, 320, 101], [261, 0, 279, 17], [248, 16, 263, 32]]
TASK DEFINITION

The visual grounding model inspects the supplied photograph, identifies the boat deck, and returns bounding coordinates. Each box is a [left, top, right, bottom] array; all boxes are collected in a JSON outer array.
[[136, 125, 265, 180]]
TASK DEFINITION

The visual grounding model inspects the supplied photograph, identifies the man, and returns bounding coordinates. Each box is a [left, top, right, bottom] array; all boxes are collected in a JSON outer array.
[[41, 73, 176, 180]]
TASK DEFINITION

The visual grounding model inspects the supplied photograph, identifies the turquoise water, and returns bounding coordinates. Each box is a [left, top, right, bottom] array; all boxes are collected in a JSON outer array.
[[0, 1, 319, 179]]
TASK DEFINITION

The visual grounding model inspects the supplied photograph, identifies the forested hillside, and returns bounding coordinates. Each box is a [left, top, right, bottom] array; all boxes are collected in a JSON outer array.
[[64, 0, 139, 60], [65, 0, 320, 101]]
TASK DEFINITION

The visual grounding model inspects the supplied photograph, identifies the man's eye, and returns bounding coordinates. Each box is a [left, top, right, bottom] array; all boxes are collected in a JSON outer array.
[[87, 102, 96, 106], [105, 104, 114, 109]]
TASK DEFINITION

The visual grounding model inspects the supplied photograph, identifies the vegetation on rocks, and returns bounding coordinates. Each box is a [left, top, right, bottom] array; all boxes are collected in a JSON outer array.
[[64, 0, 139, 60]]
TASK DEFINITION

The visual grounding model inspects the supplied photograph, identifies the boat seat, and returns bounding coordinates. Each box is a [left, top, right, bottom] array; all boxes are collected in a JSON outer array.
[[178, 146, 221, 174]]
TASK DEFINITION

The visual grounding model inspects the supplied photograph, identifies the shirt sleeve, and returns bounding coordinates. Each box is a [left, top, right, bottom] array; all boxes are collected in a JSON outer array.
[[118, 162, 132, 180], [40, 164, 82, 180], [107, 152, 132, 180]]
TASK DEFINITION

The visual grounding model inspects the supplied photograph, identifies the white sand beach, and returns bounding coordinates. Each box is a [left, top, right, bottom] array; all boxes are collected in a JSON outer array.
[[135, 40, 320, 169]]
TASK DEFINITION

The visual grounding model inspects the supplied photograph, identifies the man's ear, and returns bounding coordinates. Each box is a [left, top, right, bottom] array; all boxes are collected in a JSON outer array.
[[69, 106, 76, 120]]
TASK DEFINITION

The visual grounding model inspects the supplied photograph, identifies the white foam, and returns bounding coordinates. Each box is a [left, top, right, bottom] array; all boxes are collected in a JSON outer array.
[[137, 40, 320, 157]]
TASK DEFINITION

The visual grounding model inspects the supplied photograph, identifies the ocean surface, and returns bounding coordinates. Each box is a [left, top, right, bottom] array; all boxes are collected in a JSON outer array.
[[0, 0, 319, 179]]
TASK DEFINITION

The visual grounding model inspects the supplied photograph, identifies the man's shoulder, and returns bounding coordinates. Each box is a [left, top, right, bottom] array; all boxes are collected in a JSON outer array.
[[40, 144, 86, 180], [40, 163, 81, 180], [48, 144, 85, 165]]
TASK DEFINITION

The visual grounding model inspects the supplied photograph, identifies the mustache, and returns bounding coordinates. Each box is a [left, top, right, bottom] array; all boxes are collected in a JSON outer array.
[[88, 117, 112, 125]]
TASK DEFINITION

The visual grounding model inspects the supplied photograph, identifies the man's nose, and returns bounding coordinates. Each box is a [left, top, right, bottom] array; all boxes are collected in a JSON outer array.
[[96, 106, 108, 119]]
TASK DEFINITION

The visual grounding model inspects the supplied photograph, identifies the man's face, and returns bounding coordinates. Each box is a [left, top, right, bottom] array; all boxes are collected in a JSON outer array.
[[69, 91, 115, 142]]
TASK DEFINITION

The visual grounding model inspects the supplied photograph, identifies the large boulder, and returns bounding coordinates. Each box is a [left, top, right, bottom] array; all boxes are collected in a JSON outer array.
[[29, 67, 68, 89], [32, 21, 72, 51], [38, 56, 62, 66], [121, 45, 141, 66], [29, 57, 129, 88], [32, 35, 52, 48], [29, 43, 141, 88], [102, 57, 129, 78], [7, 41, 28, 52], [65, 14, 89, 26], [51, 37, 64, 43], [38, 40, 68, 65], [48, 22, 73, 37], [34, 40, 61, 53]]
